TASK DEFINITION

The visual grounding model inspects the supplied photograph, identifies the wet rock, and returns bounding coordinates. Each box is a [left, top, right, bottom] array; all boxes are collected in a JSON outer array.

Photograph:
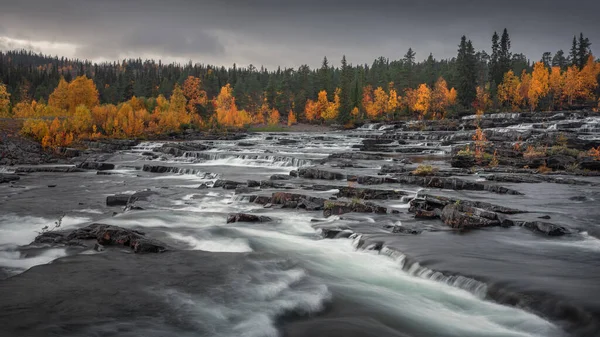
[[76, 162, 115, 171], [354, 176, 398, 185], [270, 174, 292, 180], [250, 195, 272, 205], [298, 167, 346, 180], [320, 228, 354, 239], [106, 194, 134, 206], [547, 155, 575, 170], [271, 192, 326, 209], [93, 243, 105, 252], [569, 196, 587, 201], [388, 175, 523, 195], [55, 147, 81, 157], [337, 186, 409, 200], [277, 139, 299, 145], [410, 193, 525, 215], [579, 159, 600, 171], [198, 183, 209, 189], [380, 164, 410, 174], [153, 142, 211, 157], [260, 180, 292, 189], [390, 225, 423, 235], [226, 213, 272, 224], [237, 142, 255, 147], [451, 154, 475, 168], [538, 215, 552, 219], [323, 200, 387, 217], [15, 166, 85, 173], [518, 221, 571, 236], [485, 174, 541, 183], [289, 170, 298, 177], [213, 179, 244, 189], [414, 209, 440, 219], [33, 223, 166, 253], [106, 190, 157, 207], [0, 174, 20, 184], [247, 180, 260, 188], [329, 152, 385, 160], [440, 204, 501, 229], [83, 139, 139, 152]]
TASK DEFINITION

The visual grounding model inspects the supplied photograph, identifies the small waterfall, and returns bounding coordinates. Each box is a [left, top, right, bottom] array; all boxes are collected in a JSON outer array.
[[180, 152, 313, 167], [142, 164, 218, 179]]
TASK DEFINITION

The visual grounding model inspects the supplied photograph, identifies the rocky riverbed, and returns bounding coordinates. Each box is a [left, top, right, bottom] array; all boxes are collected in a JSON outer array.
[[1, 111, 600, 337]]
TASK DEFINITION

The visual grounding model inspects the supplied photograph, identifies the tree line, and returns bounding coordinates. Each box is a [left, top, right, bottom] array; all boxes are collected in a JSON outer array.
[[0, 30, 599, 147]]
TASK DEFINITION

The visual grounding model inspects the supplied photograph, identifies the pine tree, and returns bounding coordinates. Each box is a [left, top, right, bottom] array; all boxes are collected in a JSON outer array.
[[338, 55, 352, 124], [456, 36, 477, 109], [552, 50, 567, 69], [490, 31, 501, 85], [499, 29, 512, 79], [577, 33, 592, 69], [541, 52, 552, 68], [569, 36, 578, 67], [403, 48, 416, 88]]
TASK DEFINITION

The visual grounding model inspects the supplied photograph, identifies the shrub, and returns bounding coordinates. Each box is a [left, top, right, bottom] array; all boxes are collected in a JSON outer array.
[[412, 164, 439, 176], [523, 145, 546, 159], [538, 162, 552, 174]]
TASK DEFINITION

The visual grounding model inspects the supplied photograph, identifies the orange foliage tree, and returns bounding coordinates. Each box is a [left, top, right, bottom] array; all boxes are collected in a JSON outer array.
[[528, 62, 550, 111], [287, 110, 297, 126], [413, 84, 431, 119], [548, 66, 565, 110], [268, 108, 280, 125], [214, 84, 251, 127], [182, 76, 208, 114], [431, 77, 451, 118]]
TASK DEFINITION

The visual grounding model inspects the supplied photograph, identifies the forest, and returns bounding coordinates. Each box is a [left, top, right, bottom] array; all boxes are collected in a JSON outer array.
[[0, 30, 599, 148]]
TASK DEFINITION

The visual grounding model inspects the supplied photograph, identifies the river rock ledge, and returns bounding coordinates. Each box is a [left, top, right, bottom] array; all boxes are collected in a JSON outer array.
[[33, 223, 167, 253]]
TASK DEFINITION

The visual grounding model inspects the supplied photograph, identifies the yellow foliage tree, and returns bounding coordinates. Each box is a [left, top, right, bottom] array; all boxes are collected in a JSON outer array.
[[431, 77, 451, 118], [563, 65, 581, 106], [322, 88, 340, 121], [48, 77, 69, 113], [67, 75, 99, 114], [0, 82, 11, 117], [71, 105, 93, 135], [497, 70, 521, 111], [214, 84, 250, 127], [528, 62, 550, 111], [413, 84, 431, 119], [268, 108, 280, 125]]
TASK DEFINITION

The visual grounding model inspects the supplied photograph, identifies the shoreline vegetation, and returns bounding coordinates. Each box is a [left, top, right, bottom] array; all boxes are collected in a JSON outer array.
[[0, 30, 598, 168]]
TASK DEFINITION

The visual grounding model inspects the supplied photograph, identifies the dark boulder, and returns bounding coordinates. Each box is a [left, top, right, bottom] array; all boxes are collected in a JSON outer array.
[[547, 155, 575, 170], [329, 152, 385, 160], [451, 154, 475, 168], [0, 174, 20, 184], [298, 167, 346, 180], [518, 221, 571, 236], [76, 162, 115, 171], [579, 159, 600, 171], [226, 213, 272, 224], [440, 204, 501, 229], [33, 223, 166, 253], [270, 174, 292, 180], [213, 179, 244, 189]]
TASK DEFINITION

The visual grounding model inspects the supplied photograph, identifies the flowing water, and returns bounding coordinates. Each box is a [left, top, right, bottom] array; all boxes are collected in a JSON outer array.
[[1, 122, 599, 337]]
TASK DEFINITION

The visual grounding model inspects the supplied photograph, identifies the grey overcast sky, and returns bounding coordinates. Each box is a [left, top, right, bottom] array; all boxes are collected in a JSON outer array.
[[0, 0, 598, 69]]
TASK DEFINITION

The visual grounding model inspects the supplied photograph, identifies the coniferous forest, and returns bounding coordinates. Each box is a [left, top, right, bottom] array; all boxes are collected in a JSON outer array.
[[0, 30, 599, 147]]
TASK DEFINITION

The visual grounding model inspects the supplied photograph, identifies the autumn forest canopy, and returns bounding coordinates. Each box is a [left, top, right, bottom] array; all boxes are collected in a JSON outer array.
[[0, 30, 599, 148]]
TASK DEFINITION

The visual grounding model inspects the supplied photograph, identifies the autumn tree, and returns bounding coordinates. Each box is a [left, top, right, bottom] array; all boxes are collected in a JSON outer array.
[[66, 76, 99, 114], [412, 84, 431, 119], [214, 84, 251, 127], [322, 88, 340, 121], [386, 83, 400, 118], [0, 82, 11, 117], [431, 77, 451, 118], [48, 77, 69, 112], [183, 76, 208, 114], [548, 66, 565, 109], [268, 108, 280, 125], [473, 86, 491, 115], [71, 105, 93, 135], [287, 110, 297, 126], [518, 70, 532, 109], [304, 99, 319, 122], [497, 70, 521, 111], [563, 65, 581, 106], [528, 62, 550, 110]]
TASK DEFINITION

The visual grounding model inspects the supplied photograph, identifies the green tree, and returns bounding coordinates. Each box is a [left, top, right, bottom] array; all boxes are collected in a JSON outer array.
[[456, 36, 477, 108]]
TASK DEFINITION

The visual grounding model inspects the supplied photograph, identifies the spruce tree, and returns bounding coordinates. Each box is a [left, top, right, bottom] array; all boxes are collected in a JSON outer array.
[[569, 36, 578, 67], [577, 33, 591, 69], [498, 29, 512, 79], [552, 50, 567, 69], [490, 31, 500, 85], [338, 55, 352, 124], [456, 36, 477, 109]]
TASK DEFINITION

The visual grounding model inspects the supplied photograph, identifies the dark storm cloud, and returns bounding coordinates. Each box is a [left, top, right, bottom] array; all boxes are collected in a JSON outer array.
[[0, 0, 598, 68]]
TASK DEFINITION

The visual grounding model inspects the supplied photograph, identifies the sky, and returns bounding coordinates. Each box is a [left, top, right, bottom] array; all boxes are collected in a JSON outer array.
[[0, 0, 598, 69]]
